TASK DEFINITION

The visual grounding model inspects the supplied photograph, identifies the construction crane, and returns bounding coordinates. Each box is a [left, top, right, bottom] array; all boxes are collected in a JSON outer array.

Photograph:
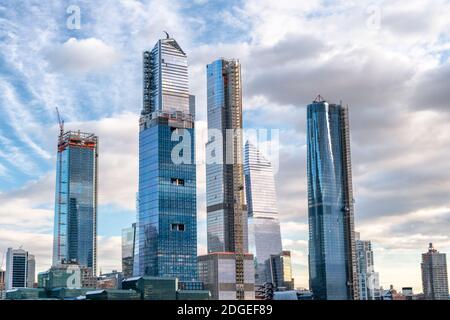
[[55, 107, 64, 138], [0, 248, 6, 270]]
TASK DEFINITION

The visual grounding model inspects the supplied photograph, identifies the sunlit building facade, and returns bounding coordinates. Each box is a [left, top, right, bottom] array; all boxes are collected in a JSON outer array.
[[198, 253, 255, 300], [136, 34, 198, 283], [355, 233, 380, 300], [244, 141, 283, 285], [267, 251, 294, 290], [205, 58, 247, 255], [306, 96, 358, 300], [421, 243, 449, 300], [202, 58, 254, 300], [5, 248, 35, 290], [52, 131, 98, 275]]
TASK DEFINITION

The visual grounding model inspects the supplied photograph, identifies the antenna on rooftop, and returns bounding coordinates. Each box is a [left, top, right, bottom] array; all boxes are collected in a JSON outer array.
[[0, 249, 6, 270]]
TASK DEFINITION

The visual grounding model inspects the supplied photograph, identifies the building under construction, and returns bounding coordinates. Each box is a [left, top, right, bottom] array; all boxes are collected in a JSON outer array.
[[52, 127, 98, 276]]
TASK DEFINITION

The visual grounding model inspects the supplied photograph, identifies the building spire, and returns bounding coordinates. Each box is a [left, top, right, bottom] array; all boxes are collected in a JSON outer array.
[[163, 30, 170, 39], [314, 94, 326, 103]]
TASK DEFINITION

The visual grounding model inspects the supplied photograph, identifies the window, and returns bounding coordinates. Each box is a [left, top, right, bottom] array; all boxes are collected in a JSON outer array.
[[171, 223, 185, 231], [171, 178, 185, 186]]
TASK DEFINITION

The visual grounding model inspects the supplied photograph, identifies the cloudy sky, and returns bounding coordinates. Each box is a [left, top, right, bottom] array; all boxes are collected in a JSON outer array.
[[0, 0, 449, 292]]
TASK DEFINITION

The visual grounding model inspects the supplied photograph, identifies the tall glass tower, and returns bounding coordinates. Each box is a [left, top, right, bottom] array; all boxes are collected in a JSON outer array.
[[306, 96, 358, 300], [199, 58, 254, 300], [136, 34, 198, 283], [244, 141, 283, 285], [205, 58, 247, 255], [52, 131, 98, 275]]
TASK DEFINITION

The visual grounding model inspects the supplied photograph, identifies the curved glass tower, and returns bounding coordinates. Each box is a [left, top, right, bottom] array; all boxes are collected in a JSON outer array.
[[306, 96, 358, 300]]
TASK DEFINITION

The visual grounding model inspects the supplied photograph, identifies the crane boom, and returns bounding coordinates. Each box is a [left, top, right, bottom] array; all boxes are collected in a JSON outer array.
[[55, 107, 64, 137]]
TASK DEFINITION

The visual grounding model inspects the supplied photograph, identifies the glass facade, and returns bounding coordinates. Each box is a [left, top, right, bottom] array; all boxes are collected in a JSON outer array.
[[244, 141, 283, 285], [5, 248, 33, 290], [267, 251, 294, 290], [122, 223, 136, 278], [52, 131, 98, 274], [306, 97, 358, 300], [137, 36, 198, 282], [205, 58, 253, 300], [206, 58, 247, 254], [142, 36, 189, 115]]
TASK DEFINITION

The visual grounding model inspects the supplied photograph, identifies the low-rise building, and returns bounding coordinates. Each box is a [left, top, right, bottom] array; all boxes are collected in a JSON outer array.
[[86, 289, 141, 300]]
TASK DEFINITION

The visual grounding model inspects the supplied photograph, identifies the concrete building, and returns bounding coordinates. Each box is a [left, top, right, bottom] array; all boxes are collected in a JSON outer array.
[[421, 243, 449, 300], [0, 269, 5, 299], [198, 252, 255, 300], [122, 276, 209, 300], [5, 248, 35, 290], [355, 233, 380, 300]]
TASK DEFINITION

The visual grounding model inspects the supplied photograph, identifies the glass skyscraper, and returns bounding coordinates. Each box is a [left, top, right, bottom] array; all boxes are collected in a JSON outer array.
[[205, 58, 247, 255], [306, 96, 358, 300], [266, 251, 294, 290], [52, 131, 98, 275], [244, 141, 283, 285], [200, 58, 254, 300], [122, 223, 136, 278], [136, 34, 198, 283]]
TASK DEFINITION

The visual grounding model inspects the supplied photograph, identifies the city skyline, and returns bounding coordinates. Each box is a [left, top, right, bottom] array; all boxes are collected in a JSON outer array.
[[1, 0, 450, 294]]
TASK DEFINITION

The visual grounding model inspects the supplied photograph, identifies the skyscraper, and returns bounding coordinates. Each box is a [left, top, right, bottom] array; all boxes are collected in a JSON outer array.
[[5, 248, 35, 290], [52, 130, 98, 275], [306, 96, 358, 300], [0, 269, 5, 299], [27, 254, 35, 288], [244, 141, 283, 285], [421, 243, 449, 300], [122, 223, 136, 278], [199, 58, 254, 300], [355, 233, 380, 300], [266, 251, 295, 290], [136, 34, 198, 283]]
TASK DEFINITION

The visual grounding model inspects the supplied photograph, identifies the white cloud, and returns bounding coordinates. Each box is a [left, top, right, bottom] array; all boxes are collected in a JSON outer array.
[[47, 37, 121, 73], [97, 236, 122, 273], [63, 112, 139, 210]]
